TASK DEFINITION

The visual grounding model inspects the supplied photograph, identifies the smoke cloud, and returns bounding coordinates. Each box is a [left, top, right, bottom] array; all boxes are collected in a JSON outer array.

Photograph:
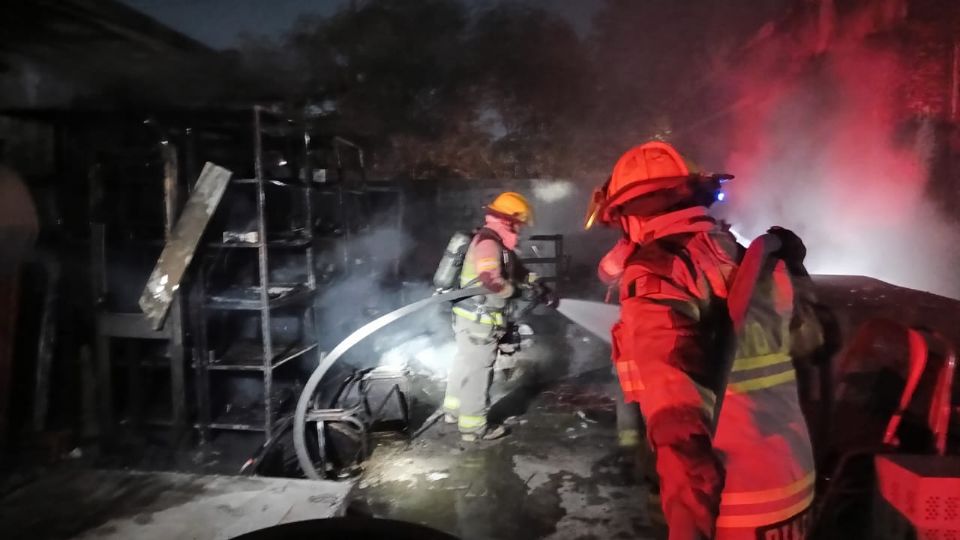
[[311, 217, 461, 384], [718, 3, 960, 298], [531, 178, 574, 203]]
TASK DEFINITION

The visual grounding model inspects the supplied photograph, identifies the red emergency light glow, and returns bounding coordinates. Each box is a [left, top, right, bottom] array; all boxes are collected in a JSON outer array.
[[716, 3, 960, 298]]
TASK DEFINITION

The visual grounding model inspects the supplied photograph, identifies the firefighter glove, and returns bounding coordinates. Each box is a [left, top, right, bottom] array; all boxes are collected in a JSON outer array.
[[767, 226, 808, 277], [543, 289, 559, 309], [534, 280, 559, 308], [519, 280, 558, 308]]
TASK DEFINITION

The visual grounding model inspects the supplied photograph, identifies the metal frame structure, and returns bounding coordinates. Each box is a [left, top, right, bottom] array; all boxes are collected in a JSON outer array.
[[193, 106, 320, 442], [86, 105, 384, 450], [305, 367, 409, 478], [522, 234, 568, 295], [92, 142, 189, 438], [813, 324, 958, 536], [238, 367, 409, 478]]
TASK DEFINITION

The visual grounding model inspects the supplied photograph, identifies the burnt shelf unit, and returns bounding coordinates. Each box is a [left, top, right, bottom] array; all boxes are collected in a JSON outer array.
[[91, 141, 189, 439], [193, 106, 320, 442]]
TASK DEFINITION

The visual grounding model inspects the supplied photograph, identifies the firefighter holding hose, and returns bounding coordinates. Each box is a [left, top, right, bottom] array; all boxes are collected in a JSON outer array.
[[586, 142, 820, 539], [438, 192, 553, 442]]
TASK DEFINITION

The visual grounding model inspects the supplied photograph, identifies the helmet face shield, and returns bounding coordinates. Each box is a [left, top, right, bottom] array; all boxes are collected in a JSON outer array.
[[584, 186, 606, 230], [585, 173, 734, 230]]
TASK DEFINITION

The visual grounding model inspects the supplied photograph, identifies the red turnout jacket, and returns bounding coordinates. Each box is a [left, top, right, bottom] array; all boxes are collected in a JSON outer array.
[[603, 208, 817, 540]]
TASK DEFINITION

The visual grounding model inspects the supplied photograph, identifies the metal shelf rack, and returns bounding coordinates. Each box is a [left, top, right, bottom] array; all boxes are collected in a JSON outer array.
[[193, 106, 321, 442], [91, 141, 189, 439]]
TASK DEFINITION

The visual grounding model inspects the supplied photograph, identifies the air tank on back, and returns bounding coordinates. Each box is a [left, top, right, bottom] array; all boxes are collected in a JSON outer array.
[[433, 231, 473, 291]]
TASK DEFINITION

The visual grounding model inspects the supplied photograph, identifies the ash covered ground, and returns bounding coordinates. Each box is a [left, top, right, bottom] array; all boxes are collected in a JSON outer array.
[[351, 315, 659, 540]]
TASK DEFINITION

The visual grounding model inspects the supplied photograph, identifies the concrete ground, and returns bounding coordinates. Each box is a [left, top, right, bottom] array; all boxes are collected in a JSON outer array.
[[0, 319, 655, 540], [1, 276, 951, 539], [0, 469, 352, 540], [351, 366, 659, 540]]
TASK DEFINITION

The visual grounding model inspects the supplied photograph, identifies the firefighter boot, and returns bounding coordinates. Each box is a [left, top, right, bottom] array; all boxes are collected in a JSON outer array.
[[461, 424, 509, 442]]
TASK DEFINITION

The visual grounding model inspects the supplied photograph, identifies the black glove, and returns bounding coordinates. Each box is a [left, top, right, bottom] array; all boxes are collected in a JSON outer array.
[[540, 283, 559, 309], [519, 280, 558, 308], [519, 282, 538, 302], [766, 226, 808, 277]]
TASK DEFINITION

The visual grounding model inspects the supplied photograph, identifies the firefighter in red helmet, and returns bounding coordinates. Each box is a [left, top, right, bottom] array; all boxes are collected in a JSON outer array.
[[586, 142, 820, 539]]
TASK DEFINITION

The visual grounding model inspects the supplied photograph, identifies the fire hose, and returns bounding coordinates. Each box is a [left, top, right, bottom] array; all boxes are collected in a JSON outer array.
[[294, 236, 781, 478], [294, 286, 487, 479]]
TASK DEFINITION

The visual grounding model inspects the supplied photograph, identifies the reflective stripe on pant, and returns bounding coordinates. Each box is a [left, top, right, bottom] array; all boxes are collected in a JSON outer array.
[[614, 368, 644, 448], [715, 502, 813, 540], [452, 305, 504, 326], [443, 316, 500, 433], [715, 363, 815, 540]]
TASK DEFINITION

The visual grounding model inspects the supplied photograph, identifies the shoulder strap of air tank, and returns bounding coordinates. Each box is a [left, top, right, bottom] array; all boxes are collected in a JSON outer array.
[[658, 234, 697, 279], [459, 227, 504, 290], [477, 226, 512, 268], [475, 227, 504, 247]]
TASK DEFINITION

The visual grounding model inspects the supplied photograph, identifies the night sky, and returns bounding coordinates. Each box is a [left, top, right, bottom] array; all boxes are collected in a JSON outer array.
[[118, 0, 599, 49]]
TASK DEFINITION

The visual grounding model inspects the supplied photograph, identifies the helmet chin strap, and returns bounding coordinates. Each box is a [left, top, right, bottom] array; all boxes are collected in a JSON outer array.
[[620, 215, 643, 239]]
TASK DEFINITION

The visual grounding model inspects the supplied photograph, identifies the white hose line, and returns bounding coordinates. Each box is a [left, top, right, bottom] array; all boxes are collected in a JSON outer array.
[[294, 287, 487, 479]]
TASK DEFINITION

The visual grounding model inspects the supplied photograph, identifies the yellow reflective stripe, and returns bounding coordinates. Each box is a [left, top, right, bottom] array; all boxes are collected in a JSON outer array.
[[716, 492, 814, 529], [721, 472, 815, 506], [618, 429, 640, 447], [731, 352, 791, 372], [727, 370, 796, 392], [443, 396, 461, 411], [452, 306, 504, 326], [475, 257, 499, 272], [460, 258, 477, 285], [458, 415, 485, 430]]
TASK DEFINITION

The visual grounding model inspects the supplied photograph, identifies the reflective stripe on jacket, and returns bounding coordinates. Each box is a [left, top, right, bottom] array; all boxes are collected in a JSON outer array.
[[612, 223, 816, 537]]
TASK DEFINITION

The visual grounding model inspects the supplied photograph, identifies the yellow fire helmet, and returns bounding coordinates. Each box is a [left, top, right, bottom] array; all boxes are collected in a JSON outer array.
[[487, 191, 534, 226]]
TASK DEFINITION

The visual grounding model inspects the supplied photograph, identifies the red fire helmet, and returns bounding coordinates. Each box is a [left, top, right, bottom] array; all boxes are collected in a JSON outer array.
[[584, 141, 732, 229]]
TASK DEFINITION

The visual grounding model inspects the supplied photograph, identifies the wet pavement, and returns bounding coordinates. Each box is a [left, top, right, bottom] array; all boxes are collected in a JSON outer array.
[[351, 368, 658, 540], [0, 468, 351, 540], [348, 276, 960, 540]]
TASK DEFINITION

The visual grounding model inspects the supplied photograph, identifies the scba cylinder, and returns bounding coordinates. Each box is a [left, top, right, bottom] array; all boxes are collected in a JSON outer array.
[[433, 231, 473, 290]]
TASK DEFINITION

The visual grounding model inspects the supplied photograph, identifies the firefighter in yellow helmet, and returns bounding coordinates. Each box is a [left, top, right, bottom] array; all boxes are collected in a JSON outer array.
[[587, 142, 821, 539], [442, 191, 552, 441]]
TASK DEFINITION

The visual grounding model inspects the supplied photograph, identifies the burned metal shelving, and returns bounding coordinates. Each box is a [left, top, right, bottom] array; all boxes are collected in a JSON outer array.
[[204, 341, 319, 372], [193, 105, 321, 442], [92, 141, 190, 439], [522, 234, 569, 295]]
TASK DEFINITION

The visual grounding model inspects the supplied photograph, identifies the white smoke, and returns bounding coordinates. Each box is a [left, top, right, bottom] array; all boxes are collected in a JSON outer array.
[[378, 334, 456, 378], [531, 179, 574, 203], [717, 7, 960, 299]]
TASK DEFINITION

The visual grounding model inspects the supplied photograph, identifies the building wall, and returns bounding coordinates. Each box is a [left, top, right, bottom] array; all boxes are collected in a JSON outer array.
[[0, 56, 88, 110], [0, 115, 55, 178]]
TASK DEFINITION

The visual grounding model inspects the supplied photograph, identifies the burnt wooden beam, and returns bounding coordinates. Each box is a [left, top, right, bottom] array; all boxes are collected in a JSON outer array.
[[162, 143, 187, 436], [32, 255, 60, 432], [139, 162, 231, 329]]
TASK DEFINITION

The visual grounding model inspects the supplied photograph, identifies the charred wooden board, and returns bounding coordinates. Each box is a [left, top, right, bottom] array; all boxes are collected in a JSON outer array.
[[139, 162, 232, 329]]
